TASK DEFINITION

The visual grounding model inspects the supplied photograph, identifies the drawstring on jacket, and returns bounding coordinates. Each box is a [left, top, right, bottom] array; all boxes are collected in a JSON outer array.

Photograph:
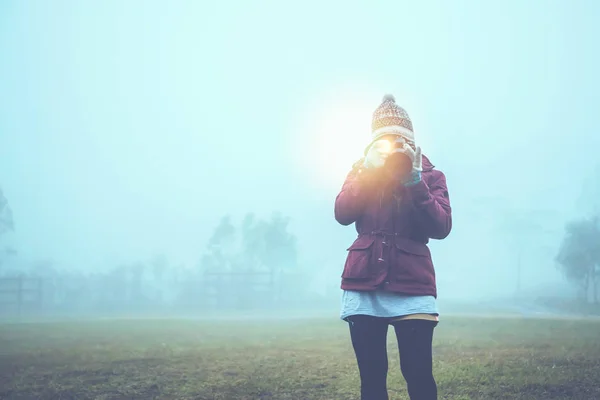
[[372, 185, 403, 263], [369, 230, 395, 263]]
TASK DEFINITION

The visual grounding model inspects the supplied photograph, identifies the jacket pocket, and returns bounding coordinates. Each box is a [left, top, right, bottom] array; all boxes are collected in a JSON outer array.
[[391, 237, 434, 285], [341, 236, 376, 280]]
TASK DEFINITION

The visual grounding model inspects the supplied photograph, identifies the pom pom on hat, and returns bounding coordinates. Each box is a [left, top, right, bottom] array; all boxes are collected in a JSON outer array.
[[382, 94, 396, 103], [371, 93, 414, 143]]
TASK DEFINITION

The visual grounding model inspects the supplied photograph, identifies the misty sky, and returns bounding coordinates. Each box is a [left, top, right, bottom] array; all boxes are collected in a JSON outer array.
[[1, 0, 599, 298]]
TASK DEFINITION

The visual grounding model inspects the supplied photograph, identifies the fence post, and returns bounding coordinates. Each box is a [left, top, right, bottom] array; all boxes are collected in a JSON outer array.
[[276, 268, 282, 306], [269, 269, 276, 307], [37, 277, 43, 311], [17, 274, 23, 316]]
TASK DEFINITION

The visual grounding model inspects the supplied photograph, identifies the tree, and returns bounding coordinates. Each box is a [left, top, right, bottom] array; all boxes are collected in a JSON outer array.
[[200, 212, 298, 273], [472, 196, 557, 297], [0, 188, 14, 236], [197, 212, 299, 309], [150, 254, 168, 280], [0, 188, 16, 270], [235, 211, 298, 272], [555, 217, 600, 304], [208, 215, 235, 249], [499, 212, 557, 297], [207, 215, 236, 270], [261, 212, 298, 272], [239, 212, 264, 270]]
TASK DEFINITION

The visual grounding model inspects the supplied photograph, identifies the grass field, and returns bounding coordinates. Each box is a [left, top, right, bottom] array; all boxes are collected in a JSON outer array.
[[1, 315, 600, 399]]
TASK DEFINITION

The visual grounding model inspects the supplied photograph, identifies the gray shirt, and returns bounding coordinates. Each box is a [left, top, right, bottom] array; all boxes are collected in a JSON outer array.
[[340, 289, 438, 321]]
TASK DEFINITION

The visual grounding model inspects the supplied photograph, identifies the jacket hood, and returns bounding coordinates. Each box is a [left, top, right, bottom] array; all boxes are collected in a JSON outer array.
[[422, 154, 435, 172]]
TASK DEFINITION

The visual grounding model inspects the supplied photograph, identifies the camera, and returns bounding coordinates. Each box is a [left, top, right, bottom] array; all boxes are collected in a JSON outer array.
[[383, 137, 412, 175]]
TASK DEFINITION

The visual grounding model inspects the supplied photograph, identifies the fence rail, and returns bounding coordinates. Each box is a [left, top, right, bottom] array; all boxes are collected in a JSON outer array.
[[0, 275, 43, 314], [0, 269, 305, 316]]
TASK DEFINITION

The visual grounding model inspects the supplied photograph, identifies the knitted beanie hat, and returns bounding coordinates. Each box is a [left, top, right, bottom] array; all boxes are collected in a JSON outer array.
[[371, 94, 414, 143]]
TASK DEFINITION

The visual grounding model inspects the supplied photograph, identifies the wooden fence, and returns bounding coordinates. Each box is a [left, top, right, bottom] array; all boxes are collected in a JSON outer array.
[[0, 269, 300, 314], [202, 270, 280, 309], [0, 275, 43, 314]]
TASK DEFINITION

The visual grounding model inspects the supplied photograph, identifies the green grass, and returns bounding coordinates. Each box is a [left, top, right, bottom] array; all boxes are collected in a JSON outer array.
[[1, 315, 600, 399]]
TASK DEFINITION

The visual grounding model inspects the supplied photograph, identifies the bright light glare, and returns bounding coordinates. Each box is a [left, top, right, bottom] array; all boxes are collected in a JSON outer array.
[[373, 139, 394, 154], [291, 91, 380, 190]]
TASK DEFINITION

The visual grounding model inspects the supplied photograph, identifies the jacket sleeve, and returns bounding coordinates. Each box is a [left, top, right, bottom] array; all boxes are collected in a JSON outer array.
[[334, 161, 375, 226], [407, 170, 452, 239]]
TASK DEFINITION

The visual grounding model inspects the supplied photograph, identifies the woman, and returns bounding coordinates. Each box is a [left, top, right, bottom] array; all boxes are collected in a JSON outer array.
[[334, 94, 452, 400]]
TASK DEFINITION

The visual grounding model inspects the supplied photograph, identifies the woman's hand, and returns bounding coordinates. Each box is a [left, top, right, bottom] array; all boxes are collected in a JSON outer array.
[[363, 139, 393, 169], [394, 145, 423, 186], [395, 145, 422, 172]]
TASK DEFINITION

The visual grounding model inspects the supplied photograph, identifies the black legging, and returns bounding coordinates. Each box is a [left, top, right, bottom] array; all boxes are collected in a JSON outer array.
[[346, 314, 438, 400]]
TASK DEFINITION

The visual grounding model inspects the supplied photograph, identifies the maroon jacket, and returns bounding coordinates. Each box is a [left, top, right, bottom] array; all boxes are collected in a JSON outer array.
[[334, 155, 451, 298]]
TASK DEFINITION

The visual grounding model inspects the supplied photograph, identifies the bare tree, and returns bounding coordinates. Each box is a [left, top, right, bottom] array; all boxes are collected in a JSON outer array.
[[555, 217, 600, 304], [0, 188, 16, 270], [0, 188, 14, 236], [472, 196, 557, 297]]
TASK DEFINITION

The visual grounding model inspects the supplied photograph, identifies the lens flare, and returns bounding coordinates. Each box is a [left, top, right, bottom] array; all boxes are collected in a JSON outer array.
[[380, 140, 393, 154], [373, 139, 394, 154]]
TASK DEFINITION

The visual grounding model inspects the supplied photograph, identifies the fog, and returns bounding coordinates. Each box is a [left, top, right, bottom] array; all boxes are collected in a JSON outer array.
[[1, 0, 599, 317]]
